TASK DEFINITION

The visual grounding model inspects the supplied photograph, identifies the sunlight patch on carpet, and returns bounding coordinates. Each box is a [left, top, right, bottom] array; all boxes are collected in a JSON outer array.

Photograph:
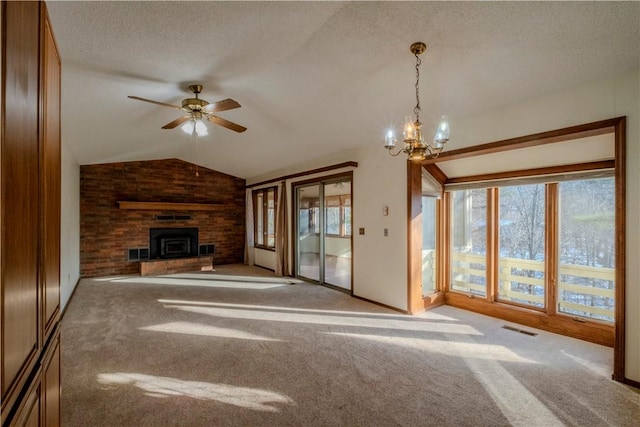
[[326, 332, 537, 363], [161, 303, 482, 335], [443, 333, 562, 426], [157, 299, 409, 317], [108, 276, 288, 290], [139, 321, 282, 342], [97, 373, 294, 412]]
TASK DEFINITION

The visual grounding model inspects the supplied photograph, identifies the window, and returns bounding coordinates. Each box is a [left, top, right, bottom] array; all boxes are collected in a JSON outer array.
[[422, 196, 438, 296], [498, 184, 546, 308], [450, 189, 487, 297], [447, 176, 615, 324], [253, 187, 277, 249], [324, 195, 351, 237], [558, 178, 615, 322]]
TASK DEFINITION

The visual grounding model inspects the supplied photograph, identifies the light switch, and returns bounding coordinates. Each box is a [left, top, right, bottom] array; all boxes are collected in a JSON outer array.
[[383, 206, 389, 216], [384, 228, 389, 237], [359, 227, 365, 235]]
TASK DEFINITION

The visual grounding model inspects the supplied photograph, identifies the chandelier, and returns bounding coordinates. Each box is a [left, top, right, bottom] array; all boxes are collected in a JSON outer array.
[[385, 42, 450, 161]]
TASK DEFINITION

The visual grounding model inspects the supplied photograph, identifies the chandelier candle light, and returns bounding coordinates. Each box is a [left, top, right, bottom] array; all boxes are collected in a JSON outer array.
[[385, 42, 450, 161]]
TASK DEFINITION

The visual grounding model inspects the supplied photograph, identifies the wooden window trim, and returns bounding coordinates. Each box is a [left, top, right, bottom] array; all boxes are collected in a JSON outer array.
[[253, 186, 277, 250], [409, 117, 626, 381]]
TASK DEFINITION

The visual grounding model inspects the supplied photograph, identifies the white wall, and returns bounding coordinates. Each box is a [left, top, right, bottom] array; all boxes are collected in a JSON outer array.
[[248, 69, 640, 382], [60, 141, 80, 311], [254, 248, 276, 270]]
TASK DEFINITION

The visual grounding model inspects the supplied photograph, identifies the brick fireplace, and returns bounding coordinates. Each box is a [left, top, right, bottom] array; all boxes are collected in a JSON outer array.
[[80, 158, 245, 277]]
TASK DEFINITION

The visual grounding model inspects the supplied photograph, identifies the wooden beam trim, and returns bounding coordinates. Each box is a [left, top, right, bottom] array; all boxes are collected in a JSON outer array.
[[246, 161, 358, 189], [613, 116, 626, 381], [423, 164, 448, 186], [421, 118, 620, 165], [445, 160, 615, 185], [117, 201, 222, 211]]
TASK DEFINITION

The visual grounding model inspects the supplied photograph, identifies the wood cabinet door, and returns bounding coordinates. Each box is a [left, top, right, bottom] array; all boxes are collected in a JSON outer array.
[[1, 0, 42, 414], [41, 7, 61, 342], [43, 332, 60, 427]]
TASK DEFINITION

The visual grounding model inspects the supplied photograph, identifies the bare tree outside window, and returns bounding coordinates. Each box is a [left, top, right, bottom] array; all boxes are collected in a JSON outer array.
[[498, 184, 546, 307], [559, 177, 615, 322]]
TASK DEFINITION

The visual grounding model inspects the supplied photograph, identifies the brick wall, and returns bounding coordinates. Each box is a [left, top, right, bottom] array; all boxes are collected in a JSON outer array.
[[80, 158, 246, 277]]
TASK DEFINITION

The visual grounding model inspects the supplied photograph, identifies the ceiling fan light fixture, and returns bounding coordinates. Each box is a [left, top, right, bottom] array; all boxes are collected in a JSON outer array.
[[180, 120, 195, 135], [195, 119, 208, 136], [181, 120, 195, 135], [181, 119, 209, 137]]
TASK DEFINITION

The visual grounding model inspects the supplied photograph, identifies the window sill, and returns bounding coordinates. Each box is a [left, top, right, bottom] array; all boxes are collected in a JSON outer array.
[[254, 246, 276, 252]]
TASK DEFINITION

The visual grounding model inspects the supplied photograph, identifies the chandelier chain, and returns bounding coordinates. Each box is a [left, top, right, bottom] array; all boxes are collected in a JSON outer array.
[[414, 52, 421, 122]]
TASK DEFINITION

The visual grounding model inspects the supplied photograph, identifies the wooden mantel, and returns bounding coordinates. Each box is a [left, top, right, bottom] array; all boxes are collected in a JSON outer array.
[[117, 201, 222, 211]]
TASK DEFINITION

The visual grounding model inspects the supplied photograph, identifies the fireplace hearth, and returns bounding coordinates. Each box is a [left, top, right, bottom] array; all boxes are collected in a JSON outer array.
[[149, 227, 198, 259]]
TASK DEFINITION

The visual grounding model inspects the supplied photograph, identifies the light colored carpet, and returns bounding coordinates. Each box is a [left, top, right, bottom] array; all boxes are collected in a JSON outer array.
[[61, 264, 640, 426]]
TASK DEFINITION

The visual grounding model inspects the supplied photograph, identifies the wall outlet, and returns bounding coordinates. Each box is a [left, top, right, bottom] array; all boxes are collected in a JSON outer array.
[[359, 227, 365, 235]]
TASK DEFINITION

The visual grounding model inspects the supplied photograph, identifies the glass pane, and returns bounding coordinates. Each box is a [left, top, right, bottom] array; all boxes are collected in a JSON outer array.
[[298, 185, 320, 281], [450, 189, 487, 296], [558, 178, 615, 322], [256, 192, 264, 245], [422, 196, 437, 296], [324, 181, 351, 289], [344, 205, 351, 236], [498, 184, 546, 308], [267, 189, 275, 247], [325, 207, 340, 235]]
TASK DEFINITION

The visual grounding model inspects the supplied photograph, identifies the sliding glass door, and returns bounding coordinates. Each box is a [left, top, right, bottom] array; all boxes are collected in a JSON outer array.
[[295, 176, 352, 291], [296, 184, 321, 282]]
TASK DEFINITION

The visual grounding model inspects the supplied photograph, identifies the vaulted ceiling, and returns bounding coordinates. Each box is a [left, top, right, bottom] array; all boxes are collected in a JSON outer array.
[[46, 1, 639, 180]]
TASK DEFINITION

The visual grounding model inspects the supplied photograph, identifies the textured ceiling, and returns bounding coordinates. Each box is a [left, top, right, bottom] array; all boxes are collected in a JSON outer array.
[[46, 1, 640, 180]]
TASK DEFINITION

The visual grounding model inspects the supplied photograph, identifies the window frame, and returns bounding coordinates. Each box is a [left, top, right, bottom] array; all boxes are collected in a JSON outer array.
[[253, 186, 278, 250], [407, 117, 626, 381]]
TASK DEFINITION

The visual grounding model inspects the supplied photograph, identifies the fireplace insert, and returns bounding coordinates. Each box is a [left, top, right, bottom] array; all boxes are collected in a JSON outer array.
[[149, 227, 198, 259]]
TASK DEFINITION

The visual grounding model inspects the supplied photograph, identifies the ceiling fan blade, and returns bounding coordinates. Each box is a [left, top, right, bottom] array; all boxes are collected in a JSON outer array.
[[202, 98, 241, 113], [162, 115, 191, 129], [128, 95, 182, 110], [207, 115, 247, 133]]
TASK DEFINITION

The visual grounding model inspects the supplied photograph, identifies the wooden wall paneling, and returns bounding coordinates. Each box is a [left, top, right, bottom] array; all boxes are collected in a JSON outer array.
[[1, 0, 42, 418], [7, 366, 42, 427], [41, 8, 61, 343], [42, 330, 60, 427]]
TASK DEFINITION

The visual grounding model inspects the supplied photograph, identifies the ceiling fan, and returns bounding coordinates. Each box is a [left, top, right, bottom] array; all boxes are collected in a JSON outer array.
[[128, 85, 246, 136]]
